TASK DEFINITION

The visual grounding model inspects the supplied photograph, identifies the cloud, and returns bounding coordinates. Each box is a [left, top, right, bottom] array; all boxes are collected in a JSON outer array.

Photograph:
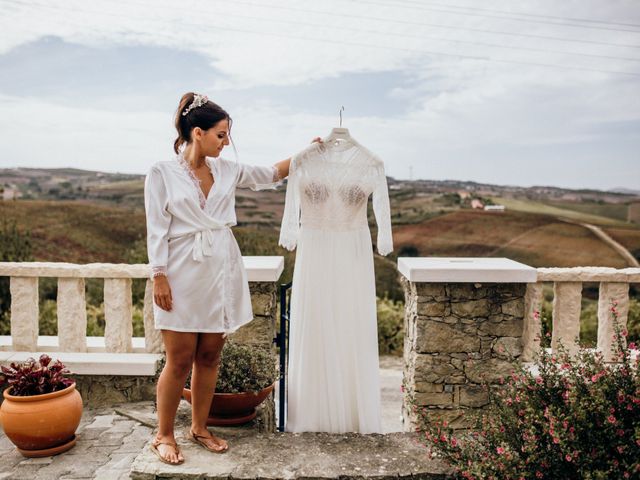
[[0, 0, 639, 190]]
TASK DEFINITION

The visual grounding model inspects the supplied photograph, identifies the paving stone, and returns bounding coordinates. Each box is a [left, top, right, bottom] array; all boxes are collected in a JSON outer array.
[[18, 456, 55, 465], [117, 426, 153, 453], [3, 464, 48, 479], [84, 414, 117, 429], [98, 431, 130, 447], [76, 427, 109, 441], [93, 453, 137, 477], [37, 460, 106, 479], [107, 420, 137, 434]]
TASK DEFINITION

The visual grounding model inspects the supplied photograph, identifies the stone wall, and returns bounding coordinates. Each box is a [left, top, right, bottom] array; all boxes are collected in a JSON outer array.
[[228, 281, 278, 433], [402, 278, 526, 429], [75, 375, 158, 408]]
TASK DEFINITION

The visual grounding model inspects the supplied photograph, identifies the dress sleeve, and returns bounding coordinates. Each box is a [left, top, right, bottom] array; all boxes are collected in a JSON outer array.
[[236, 162, 283, 191], [372, 163, 393, 256], [144, 165, 172, 277], [278, 155, 301, 251]]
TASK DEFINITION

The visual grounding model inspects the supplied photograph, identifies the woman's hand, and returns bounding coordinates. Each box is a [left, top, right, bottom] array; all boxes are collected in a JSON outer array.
[[153, 275, 173, 311], [311, 137, 323, 144]]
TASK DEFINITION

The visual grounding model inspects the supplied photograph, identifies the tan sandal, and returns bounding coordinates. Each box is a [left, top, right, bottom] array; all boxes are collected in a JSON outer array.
[[188, 429, 228, 453], [150, 438, 184, 465]]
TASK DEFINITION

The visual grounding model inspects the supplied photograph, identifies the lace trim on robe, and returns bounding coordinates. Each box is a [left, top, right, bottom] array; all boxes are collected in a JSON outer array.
[[177, 153, 208, 209]]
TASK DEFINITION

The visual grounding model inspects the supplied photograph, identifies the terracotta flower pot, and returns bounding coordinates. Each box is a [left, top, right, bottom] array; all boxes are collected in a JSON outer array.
[[0, 383, 83, 457], [182, 383, 275, 426]]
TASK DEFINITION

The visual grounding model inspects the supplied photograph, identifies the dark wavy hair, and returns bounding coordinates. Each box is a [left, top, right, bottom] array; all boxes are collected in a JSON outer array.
[[174, 92, 232, 154]]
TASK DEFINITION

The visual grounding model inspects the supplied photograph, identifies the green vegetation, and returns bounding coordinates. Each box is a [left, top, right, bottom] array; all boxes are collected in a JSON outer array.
[[377, 297, 404, 355], [0, 220, 34, 334]]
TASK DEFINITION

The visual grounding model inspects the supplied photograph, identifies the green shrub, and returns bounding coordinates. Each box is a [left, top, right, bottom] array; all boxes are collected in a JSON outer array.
[[185, 342, 277, 393], [377, 297, 404, 355]]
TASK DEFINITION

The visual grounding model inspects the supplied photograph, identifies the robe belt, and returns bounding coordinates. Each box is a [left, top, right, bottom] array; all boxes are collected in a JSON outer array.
[[170, 226, 231, 263]]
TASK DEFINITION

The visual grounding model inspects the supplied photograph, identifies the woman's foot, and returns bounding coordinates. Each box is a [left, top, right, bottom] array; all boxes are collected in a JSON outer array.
[[151, 435, 185, 464], [188, 427, 228, 453]]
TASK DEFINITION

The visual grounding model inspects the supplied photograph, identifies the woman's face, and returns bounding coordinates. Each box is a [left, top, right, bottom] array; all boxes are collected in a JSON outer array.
[[199, 118, 230, 157]]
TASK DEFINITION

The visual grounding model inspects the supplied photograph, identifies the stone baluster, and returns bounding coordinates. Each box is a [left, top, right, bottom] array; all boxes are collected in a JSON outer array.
[[521, 282, 543, 362], [57, 277, 88, 352], [551, 282, 582, 357], [9, 277, 39, 351], [104, 278, 133, 353], [597, 282, 630, 361], [143, 279, 163, 353]]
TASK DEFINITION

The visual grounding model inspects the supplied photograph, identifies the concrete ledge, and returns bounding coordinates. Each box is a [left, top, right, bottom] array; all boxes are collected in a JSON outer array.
[[398, 257, 537, 283], [0, 335, 148, 353], [0, 351, 162, 376], [243, 256, 285, 282], [131, 428, 451, 479]]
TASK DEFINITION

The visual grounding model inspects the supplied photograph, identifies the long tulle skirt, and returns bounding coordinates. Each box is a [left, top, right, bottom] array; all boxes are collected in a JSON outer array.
[[286, 225, 382, 433]]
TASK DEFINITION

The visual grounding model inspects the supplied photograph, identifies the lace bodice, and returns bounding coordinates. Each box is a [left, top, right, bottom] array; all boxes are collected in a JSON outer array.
[[279, 139, 393, 255]]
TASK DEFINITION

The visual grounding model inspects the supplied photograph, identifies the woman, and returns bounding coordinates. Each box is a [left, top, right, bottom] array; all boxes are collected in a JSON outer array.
[[145, 92, 316, 464]]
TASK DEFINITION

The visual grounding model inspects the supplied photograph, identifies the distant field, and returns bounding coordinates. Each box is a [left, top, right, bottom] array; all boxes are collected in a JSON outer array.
[[393, 210, 631, 268], [0, 200, 145, 263], [542, 200, 629, 222], [491, 197, 628, 226]]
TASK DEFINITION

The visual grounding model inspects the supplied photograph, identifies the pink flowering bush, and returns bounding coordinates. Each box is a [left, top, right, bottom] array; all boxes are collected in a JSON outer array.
[[417, 306, 640, 479]]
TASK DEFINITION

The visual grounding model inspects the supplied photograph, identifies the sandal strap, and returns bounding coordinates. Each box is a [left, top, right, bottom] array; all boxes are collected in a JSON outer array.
[[190, 430, 227, 447], [153, 439, 179, 448]]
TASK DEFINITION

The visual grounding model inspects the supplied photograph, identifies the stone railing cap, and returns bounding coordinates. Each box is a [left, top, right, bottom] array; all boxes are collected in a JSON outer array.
[[0, 257, 285, 282], [398, 257, 537, 283], [242, 256, 285, 282]]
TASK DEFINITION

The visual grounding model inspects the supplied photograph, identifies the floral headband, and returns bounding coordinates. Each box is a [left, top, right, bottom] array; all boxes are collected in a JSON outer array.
[[182, 94, 208, 116]]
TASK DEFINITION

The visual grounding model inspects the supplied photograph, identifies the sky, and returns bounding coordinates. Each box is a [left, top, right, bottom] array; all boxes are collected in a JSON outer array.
[[0, 0, 639, 191]]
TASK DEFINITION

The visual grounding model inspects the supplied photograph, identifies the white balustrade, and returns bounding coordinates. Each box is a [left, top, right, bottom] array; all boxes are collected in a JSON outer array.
[[526, 267, 640, 361], [0, 258, 284, 356]]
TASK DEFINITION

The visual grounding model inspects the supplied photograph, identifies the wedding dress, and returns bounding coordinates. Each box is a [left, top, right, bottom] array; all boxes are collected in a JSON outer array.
[[279, 134, 393, 433]]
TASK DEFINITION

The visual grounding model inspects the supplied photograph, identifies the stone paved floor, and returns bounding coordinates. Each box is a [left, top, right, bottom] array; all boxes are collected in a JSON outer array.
[[0, 356, 440, 480], [0, 405, 154, 480]]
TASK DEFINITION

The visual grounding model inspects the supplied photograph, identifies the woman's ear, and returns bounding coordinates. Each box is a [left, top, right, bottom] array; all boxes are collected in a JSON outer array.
[[192, 127, 202, 141]]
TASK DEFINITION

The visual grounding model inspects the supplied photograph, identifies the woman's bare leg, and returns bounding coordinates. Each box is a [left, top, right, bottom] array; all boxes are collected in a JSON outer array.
[[155, 330, 198, 463], [190, 332, 228, 451]]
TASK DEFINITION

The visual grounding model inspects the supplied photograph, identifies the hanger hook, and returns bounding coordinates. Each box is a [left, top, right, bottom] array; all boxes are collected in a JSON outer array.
[[339, 106, 344, 127]]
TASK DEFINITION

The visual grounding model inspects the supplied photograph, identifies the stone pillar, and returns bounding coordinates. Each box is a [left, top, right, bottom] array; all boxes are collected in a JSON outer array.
[[552, 282, 582, 357], [10, 277, 39, 351], [398, 257, 536, 430], [57, 277, 87, 352], [597, 282, 630, 361], [143, 279, 163, 353], [104, 278, 133, 353], [219, 256, 284, 432], [231, 281, 278, 432]]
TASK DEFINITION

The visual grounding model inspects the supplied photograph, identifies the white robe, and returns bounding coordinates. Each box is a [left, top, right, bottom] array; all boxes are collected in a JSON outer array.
[[279, 139, 393, 434], [144, 154, 280, 333]]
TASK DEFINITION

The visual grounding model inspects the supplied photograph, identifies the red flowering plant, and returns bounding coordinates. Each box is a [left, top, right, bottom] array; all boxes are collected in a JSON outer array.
[[415, 304, 640, 479], [0, 354, 74, 396]]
